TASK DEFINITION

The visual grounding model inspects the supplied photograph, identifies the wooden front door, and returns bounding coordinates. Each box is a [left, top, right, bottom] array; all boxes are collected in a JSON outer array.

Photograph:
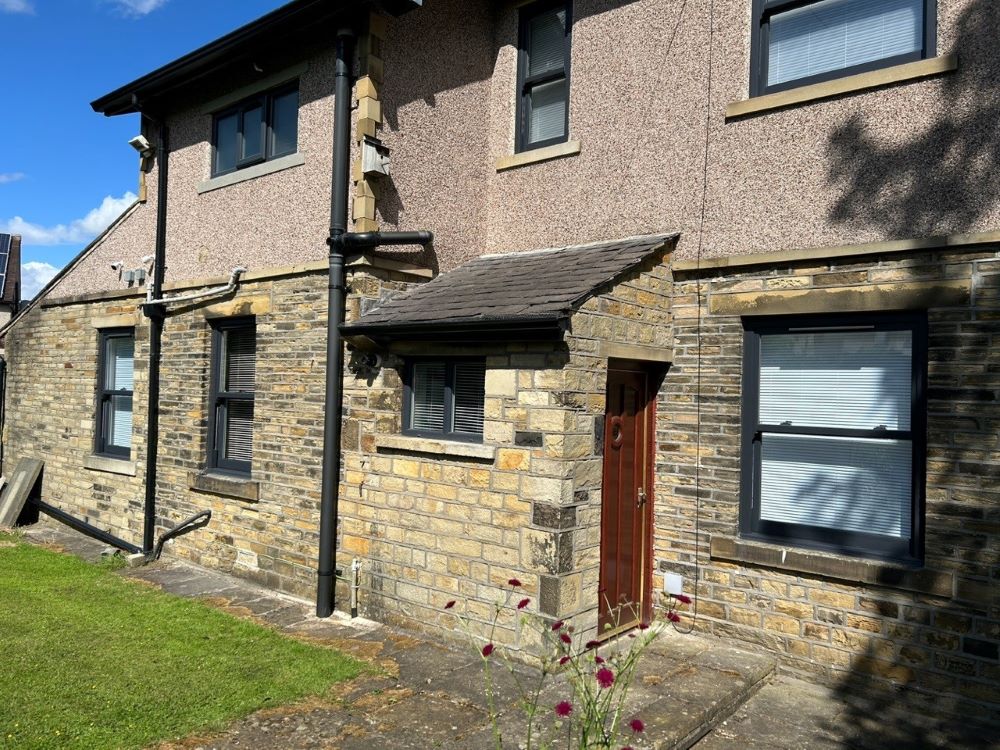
[[598, 361, 655, 635]]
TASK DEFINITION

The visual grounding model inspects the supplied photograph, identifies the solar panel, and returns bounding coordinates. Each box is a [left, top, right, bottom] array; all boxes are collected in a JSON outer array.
[[0, 234, 9, 299]]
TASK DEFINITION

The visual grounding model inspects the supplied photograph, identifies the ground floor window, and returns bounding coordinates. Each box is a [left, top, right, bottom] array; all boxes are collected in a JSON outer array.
[[96, 328, 135, 458], [403, 359, 486, 442], [208, 318, 256, 474], [740, 312, 926, 562]]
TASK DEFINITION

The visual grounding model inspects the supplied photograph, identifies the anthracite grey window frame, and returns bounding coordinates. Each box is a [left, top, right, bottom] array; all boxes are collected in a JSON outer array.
[[749, 0, 937, 97], [402, 359, 486, 444], [211, 82, 298, 177], [515, 0, 572, 153], [207, 318, 256, 475], [739, 312, 927, 563], [95, 328, 135, 459]]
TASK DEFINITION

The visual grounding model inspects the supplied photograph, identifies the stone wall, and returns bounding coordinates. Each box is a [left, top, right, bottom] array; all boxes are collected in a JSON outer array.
[[338, 252, 673, 649], [658, 246, 1000, 716]]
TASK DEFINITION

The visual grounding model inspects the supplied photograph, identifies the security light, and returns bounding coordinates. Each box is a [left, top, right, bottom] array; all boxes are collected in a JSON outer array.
[[128, 135, 153, 156]]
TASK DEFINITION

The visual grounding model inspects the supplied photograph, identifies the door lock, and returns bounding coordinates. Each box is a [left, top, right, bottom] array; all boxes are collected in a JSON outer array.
[[637, 487, 647, 507]]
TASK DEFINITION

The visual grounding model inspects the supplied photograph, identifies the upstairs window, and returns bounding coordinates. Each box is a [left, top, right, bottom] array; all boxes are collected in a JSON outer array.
[[208, 319, 256, 474], [404, 360, 486, 442], [96, 329, 135, 459], [516, 0, 572, 153], [740, 313, 926, 562], [751, 0, 936, 95], [212, 83, 298, 176]]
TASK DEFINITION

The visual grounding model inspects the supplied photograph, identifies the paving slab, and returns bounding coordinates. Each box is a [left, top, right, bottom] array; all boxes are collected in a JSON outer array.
[[20, 519, 776, 750]]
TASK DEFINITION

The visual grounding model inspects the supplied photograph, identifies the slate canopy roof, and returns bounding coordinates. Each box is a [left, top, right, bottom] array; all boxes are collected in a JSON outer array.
[[342, 233, 677, 342]]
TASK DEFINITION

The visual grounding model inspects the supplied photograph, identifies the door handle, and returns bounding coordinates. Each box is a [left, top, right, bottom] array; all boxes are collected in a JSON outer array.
[[637, 487, 646, 507]]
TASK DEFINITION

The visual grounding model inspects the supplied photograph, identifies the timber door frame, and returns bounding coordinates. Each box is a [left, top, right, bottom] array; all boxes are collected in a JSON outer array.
[[597, 358, 658, 637]]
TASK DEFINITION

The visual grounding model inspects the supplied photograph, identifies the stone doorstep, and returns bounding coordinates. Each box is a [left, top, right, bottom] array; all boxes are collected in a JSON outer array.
[[18, 518, 776, 750]]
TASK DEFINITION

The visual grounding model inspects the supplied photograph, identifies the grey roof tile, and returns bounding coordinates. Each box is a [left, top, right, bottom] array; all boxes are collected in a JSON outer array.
[[344, 233, 676, 334]]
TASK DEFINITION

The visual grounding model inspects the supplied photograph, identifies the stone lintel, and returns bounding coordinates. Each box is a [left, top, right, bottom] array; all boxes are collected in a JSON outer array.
[[710, 280, 971, 316], [599, 341, 672, 363]]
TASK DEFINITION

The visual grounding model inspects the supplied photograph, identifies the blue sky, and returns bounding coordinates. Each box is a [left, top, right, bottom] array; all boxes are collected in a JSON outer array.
[[0, 0, 285, 297]]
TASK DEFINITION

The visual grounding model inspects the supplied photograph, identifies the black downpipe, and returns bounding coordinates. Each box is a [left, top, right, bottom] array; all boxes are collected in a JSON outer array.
[[0, 355, 6, 476], [316, 29, 355, 618], [33, 498, 142, 554], [139, 107, 168, 555]]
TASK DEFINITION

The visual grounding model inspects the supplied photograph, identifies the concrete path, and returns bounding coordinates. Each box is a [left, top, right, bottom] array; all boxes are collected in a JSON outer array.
[[21, 518, 775, 749]]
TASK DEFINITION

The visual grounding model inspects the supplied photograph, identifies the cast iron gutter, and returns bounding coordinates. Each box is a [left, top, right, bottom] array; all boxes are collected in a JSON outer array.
[[91, 0, 424, 116], [341, 315, 570, 343]]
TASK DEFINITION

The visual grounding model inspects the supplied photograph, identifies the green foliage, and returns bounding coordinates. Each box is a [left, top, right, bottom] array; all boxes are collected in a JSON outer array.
[[0, 538, 363, 750]]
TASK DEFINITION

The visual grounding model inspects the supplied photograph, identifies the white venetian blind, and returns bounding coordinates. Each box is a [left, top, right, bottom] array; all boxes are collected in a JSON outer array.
[[411, 362, 446, 432], [528, 9, 566, 77], [526, 6, 568, 144], [223, 399, 254, 462], [107, 336, 134, 391], [224, 327, 256, 393], [760, 329, 912, 431], [111, 395, 133, 449], [453, 362, 485, 436], [760, 434, 912, 538], [767, 0, 923, 87]]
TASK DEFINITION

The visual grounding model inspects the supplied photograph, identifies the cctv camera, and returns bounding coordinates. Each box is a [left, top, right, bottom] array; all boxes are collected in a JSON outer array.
[[111, 261, 124, 272], [128, 135, 152, 155], [141, 255, 155, 265]]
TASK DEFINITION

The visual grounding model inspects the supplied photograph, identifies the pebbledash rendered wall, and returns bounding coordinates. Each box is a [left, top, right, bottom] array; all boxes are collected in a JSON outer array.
[[657, 245, 1000, 716], [337, 250, 672, 647]]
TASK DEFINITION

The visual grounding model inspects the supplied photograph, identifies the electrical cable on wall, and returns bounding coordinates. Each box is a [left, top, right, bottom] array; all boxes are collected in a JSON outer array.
[[674, 0, 715, 636]]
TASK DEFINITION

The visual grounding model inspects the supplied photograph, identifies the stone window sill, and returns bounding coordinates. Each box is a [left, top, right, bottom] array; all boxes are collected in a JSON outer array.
[[725, 55, 958, 119], [196, 152, 305, 195], [495, 140, 581, 172], [83, 455, 137, 477], [374, 434, 496, 461], [188, 471, 259, 502], [710, 536, 954, 598]]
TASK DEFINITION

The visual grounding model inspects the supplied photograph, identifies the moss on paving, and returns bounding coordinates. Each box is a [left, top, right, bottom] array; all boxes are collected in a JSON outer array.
[[0, 534, 362, 749]]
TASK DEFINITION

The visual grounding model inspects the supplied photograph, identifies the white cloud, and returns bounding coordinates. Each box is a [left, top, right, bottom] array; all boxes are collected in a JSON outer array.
[[20, 261, 59, 300], [108, 0, 168, 16], [0, 0, 33, 14], [0, 192, 137, 246], [0, 173, 25, 184]]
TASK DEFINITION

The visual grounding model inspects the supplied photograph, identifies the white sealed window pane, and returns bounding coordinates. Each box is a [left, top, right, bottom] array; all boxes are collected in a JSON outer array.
[[270, 89, 298, 157], [214, 112, 239, 173], [411, 363, 446, 432], [107, 336, 134, 391], [528, 78, 567, 144], [453, 362, 485, 435], [760, 434, 912, 538], [110, 395, 133, 449], [528, 8, 566, 77], [768, 0, 923, 87], [760, 330, 912, 430], [241, 105, 264, 161], [224, 327, 256, 393], [223, 400, 254, 462]]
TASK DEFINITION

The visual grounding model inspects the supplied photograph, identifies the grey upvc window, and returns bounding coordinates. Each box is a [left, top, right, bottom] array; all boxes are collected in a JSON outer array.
[[740, 313, 926, 563], [212, 83, 298, 176], [516, 0, 572, 153], [403, 360, 486, 442], [96, 329, 135, 459], [750, 0, 936, 96], [208, 319, 256, 474]]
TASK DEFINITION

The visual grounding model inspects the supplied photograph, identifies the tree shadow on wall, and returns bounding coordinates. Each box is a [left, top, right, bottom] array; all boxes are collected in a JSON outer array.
[[826, 0, 1000, 238], [820, 3, 1000, 743]]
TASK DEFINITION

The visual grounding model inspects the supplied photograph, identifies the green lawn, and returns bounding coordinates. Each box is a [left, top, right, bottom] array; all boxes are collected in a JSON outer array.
[[0, 534, 363, 750]]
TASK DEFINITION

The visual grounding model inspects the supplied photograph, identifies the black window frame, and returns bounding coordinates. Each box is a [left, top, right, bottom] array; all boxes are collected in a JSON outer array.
[[95, 327, 135, 459], [740, 311, 927, 564], [515, 0, 572, 154], [749, 0, 937, 97], [402, 358, 486, 444], [207, 317, 256, 475], [211, 82, 299, 177]]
